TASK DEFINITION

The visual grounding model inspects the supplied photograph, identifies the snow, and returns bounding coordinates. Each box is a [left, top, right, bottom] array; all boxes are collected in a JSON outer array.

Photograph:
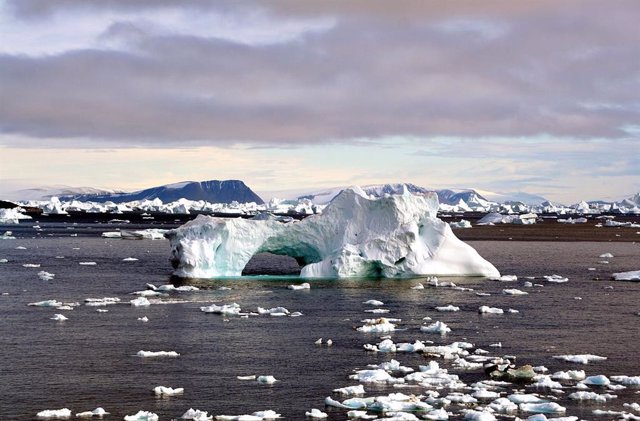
[[166, 187, 500, 279], [612, 270, 640, 281]]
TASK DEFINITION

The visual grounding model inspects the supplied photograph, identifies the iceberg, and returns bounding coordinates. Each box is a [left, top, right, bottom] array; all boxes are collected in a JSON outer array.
[[166, 187, 499, 279]]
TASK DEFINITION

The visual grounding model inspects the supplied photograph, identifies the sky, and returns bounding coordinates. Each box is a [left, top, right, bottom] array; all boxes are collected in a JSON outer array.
[[0, 0, 639, 204]]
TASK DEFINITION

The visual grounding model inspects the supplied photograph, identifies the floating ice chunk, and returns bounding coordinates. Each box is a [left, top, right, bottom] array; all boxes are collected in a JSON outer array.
[[38, 271, 55, 281], [0, 258, 8, 263], [305, 409, 327, 418], [552, 354, 607, 364], [350, 369, 394, 384], [132, 290, 164, 297], [96, 309, 108, 313], [472, 389, 500, 400], [346, 410, 377, 419], [424, 408, 449, 420], [181, 408, 212, 421], [16, 245, 26, 249], [51, 314, 68, 321], [153, 385, 184, 396], [568, 391, 616, 402], [551, 370, 586, 381], [123, 257, 139, 261], [611, 376, 640, 385], [75, 408, 109, 418], [136, 350, 180, 358], [29, 299, 63, 307], [449, 219, 472, 229], [215, 410, 281, 420], [23, 263, 41, 268], [583, 375, 610, 386], [79, 262, 97, 266], [123, 410, 159, 421], [288, 283, 310, 290], [200, 303, 242, 315], [326, 339, 332, 346], [257, 306, 290, 316], [435, 305, 460, 312], [519, 402, 566, 414], [494, 275, 518, 282], [612, 271, 640, 281], [624, 403, 640, 411], [237, 375, 256, 380], [256, 375, 278, 384], [508, 394, 548, 404], [544, 275, 568, 283], [530, 376, 563, 389], [479, 306, 503, 314], [315, 338, 323, 345], [364, 299, 384, 306], [503, 288, 528, 295], [421, 321, 451, 334], [333, 385, 365, 396], [600, 253, 614, 258], [463, 409, 496, 420], [488, 397, 518, 414], [130, 297, 151, 307], [364, 308, 390, 313], [85, 297, 120, 306], [36, 408, 72, 418], [138, 316, 149, 322], [411, 283, 424, 290], [357, 318, 397, 333]]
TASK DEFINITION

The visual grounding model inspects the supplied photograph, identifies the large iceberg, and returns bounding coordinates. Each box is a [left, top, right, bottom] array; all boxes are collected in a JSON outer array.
[[166, 187, 500, 279]]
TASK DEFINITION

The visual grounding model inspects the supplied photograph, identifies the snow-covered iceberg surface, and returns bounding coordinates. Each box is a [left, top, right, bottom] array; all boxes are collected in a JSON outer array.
[[166, 187, 500, 279]]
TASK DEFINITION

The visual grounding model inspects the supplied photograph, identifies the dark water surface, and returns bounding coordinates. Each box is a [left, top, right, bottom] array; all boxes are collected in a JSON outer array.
[[1, 226, 639, 420]]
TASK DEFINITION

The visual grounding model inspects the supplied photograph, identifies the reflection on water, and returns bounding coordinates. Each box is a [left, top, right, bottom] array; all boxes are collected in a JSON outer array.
[[0, 234, 638, 420]]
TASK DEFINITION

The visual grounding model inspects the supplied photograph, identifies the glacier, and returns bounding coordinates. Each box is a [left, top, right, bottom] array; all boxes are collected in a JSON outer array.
[[166, 187, 500, 279]]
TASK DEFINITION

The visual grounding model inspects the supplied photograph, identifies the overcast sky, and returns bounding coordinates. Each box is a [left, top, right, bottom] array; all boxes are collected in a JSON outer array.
[[1, 0, 638, 203]]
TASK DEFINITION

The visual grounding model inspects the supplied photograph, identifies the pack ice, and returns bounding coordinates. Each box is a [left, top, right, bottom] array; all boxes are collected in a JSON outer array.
[[166, 187, 500, 279]]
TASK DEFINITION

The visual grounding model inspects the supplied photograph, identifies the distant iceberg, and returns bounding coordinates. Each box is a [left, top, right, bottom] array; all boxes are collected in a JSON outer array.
[[166, 187, 500, 279]]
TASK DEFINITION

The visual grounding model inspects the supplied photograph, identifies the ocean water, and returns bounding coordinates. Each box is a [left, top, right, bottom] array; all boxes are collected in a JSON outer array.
[[0, 224, 639, 420]]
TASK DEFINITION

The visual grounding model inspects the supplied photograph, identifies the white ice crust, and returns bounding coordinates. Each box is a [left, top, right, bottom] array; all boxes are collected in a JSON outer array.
[[166, 187, 500, 279]]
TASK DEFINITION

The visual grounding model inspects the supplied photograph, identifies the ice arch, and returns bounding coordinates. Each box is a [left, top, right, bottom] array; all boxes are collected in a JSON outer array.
[[166, 187, 500, 279]]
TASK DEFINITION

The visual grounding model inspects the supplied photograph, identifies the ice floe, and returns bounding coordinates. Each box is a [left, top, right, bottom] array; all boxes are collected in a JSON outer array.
[[435, 305, 460, 312], [502, 288, 528, 295], [478, 306, 504, 314], [123, 257, 139, 261], [181, 408, 212, 421], [519, 402, 566, 414], [85, 297, 120, 306], [305, 408, 328, 418], [214, 409, 281, 420], [38, 270, 55, 281], [357, 318, 398, 333], [288, 282, 310, 290], [256, 375, 278, 384], [123, 410, 159, 421], [36, 408, 72, 418], [51, 314, 68, 321], [552, 354, 607, 364], [420, 321, 451, 334], [612, 270, 640, 281], [544, 275, 568, 283], [130, 297, 151, 307], [200, 303, 243, 316], [153, 385, 184, 396], [136, 350, 180, 357], [75, 408, 109, 418]]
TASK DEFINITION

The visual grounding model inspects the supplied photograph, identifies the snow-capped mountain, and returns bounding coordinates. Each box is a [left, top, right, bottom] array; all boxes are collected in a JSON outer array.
[[6, 185, 122, 201], [63, 180, 264, 205]]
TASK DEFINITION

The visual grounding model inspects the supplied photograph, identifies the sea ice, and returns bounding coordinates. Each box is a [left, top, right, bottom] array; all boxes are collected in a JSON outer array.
[[75, 408, 109, 418], [305, 408, 328, 418], [333, 385, 365, 396], [51, 314, 68, 321], [519, 402, 566, 414], [544, 275, 568, 283], [421, 321, 451, 334], [23, 263, 41, 268], [582, 374, 610, 386], [166, 187, 500, 278], [611, 376, 640, 385], [364, 299, 384, 306], [256, 375, 278, 384], [357, 318, 397, 333], [123, 410, 159, 421], [215, 410, 281, 420], [568, 391, 616, 402], [257, 306, 290, 316], [181, 408, 212, 421], [79, 262, 97, 266], [502, 288, 528, 295], [85, 297, 120, 306], [599, 253, 614, 258], [200, 303, 242, 315], [123, 257, 139, 261], [435, 305, 460, 312], [29, 299, 63, 307], [612, 271, 640, 281], [288, 282, 310, 290], [552, 354, 607, 364], [36, 408, 72, 419], [130, 297, 151, 307], [38, 271, 55, 281], [136, 350, 180, 357], [138, 316, 149, 322], [153, 385, 184, 396], [479, 306, 504, 314]]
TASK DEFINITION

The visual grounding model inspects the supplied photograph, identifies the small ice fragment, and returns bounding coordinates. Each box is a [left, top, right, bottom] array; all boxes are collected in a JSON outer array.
[[326, 339, 333, 346], [315, 338, 323, 345], [612, 270, 640, 281], [75, 408, 109, 418], [357, 317, 397, 333], [138, 316, 149, 322], [153, 385, 184, 396], [237, 375, 256, 380], [130, 297, 151, 307], [599, 253, 614, 258], [181, 408, 212, 421], [79, 262, 97, 266], [479, 306, 504, 314], [123, 257, 139, 262], [123, 410, 158, 421], [200, 303, 242, 315], [0, 258, 7, 263], [494, 275, 518, 282], [16, 246, 26, 249], [489, 342, 502, 348], [38, 271, 56, 281], [552, 354, 607, 364], [420, 321, 451, 334], [363, 299, 384, 306], [96, 309, 108, 313], [29, 299, 62, 307], [333, 385, 365, 396], [519, 402, 566, 414], [610, 375, 640, 385], [136, 350, 180, 358], [502, 288, 528, 296], [544, 275, 568, 283], [411, 283, 424, 290], [582, 375, 610, 386], [364, 308, 389, 314], [256, 375, 278, 384], [51, 314, 68, 321], [23, 263, 41, 268], [305, 408, 328, 418], [36, 408, 72, 419], [288, 282, 310, 290], [435, 305, 460, 312]]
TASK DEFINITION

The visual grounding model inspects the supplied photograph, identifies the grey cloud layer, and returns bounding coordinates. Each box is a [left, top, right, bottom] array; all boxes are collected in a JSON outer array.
[[1, 0, 639, 146]]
